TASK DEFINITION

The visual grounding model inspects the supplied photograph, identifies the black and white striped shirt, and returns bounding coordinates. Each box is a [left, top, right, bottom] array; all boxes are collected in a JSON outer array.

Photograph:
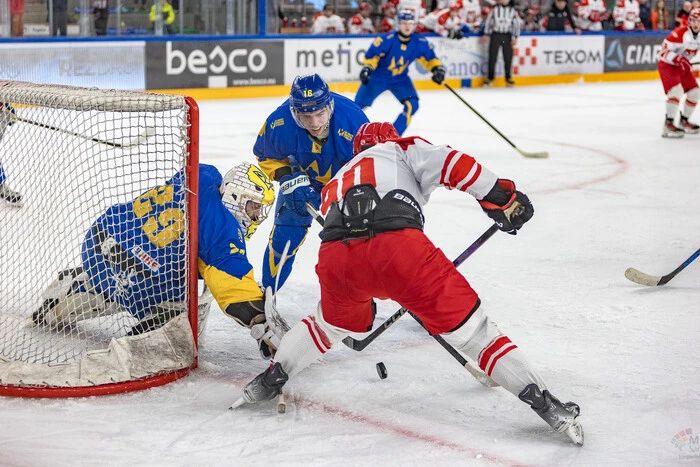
[[484, 4, 521, 37]]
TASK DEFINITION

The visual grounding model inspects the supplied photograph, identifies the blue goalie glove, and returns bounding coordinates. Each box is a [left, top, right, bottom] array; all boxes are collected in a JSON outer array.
[[279, 173, 320, 216]]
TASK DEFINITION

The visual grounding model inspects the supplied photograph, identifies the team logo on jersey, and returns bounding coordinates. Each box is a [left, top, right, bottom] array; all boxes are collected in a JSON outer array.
[[271, 118, 284, 129], [130, 246, 160, 273], [230, 242, 245, 255]]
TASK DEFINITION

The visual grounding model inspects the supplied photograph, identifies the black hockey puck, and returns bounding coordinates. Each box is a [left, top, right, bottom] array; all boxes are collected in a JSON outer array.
[[376, 362, 388, 380]]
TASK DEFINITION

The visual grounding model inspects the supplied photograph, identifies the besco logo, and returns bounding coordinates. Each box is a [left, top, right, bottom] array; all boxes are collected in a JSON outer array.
[[605, 40, 624, 69], [166, 42, 268, 75]]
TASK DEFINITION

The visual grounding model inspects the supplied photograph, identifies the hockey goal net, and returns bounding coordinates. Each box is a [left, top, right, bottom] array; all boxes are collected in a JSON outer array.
[[0, 81, 200, 397]]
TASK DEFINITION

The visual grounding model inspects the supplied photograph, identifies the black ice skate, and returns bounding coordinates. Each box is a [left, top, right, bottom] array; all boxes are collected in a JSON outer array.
[[680, 116, 700, 134], [519, 383, 584, 446], [0, 183, 22, 207], [662, 118, 685, 138], [242, 362, 289, 404]]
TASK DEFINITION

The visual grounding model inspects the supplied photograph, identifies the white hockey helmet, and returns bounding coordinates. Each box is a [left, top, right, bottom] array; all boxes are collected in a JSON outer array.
[[220, 162, 275, 240]]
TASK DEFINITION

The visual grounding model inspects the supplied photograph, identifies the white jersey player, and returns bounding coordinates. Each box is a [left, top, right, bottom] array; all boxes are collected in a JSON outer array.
[[422, 4, 464, 38], [238, 122, 584, 446], [576, 0, 610, 31], [310, 5, 345, 34], [658, 8, 700, 137], [348, 2, 375, 33], [613, 0, 643, 30]]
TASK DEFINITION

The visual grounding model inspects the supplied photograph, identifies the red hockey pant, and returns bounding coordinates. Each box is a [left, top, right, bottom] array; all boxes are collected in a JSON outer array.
[[316, 229, 480, 335], [659, 60, 698, 94]]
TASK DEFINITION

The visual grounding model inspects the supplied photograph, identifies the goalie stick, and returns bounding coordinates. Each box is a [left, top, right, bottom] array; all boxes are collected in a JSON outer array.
[[305, 202, 499, 388], [12, 113, 156, 149], [625, 248, 700, 286], [444, 83, 549, 159]]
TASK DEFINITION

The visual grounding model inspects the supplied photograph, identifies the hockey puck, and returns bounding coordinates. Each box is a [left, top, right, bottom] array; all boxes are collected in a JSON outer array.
[[376, 362, 388, 380]]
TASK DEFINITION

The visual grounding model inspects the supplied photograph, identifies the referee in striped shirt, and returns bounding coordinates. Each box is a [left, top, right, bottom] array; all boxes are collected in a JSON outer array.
[[481, 0, 520, 87]]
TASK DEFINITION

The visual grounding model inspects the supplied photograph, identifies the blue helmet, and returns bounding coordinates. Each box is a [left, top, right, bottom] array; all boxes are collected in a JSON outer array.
[[397, 9, 415, 22], [289, 74, 334, 130]]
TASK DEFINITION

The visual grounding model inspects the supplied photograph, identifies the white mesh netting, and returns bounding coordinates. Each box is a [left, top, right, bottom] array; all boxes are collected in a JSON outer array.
[[0, 81, 197, 393]]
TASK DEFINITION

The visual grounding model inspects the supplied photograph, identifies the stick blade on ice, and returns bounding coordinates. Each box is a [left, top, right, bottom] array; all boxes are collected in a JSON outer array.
[[517, 148, 550, 159], [624, 267, 662, 286]]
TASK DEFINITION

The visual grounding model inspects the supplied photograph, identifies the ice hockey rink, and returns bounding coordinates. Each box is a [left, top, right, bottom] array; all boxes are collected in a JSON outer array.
[[2, 80, 700, 466]]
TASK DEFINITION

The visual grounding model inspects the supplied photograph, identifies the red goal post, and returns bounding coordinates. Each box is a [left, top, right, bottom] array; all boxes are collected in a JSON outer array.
[[0, 81, 200, 397]]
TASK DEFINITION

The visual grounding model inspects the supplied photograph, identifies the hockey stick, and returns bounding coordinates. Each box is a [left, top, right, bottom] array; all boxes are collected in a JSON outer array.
[[305, 202, 499, 387], [625, 248, 700, 286], [443, 83, 549, 159], [13, 114, 156, 149]]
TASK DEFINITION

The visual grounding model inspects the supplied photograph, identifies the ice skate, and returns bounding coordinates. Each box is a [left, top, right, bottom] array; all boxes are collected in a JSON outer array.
[[483, 79, 493, 88], [519, 384, 584, 446], [230, 362, 289, 409], [505, 78, 515, 88], [662, 118, 684, 138], [680, 116, 700, 134], [0, 183, 22, 207]]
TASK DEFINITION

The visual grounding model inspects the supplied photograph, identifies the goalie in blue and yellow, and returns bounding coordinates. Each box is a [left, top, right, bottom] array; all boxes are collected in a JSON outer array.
[[355, 9, 446, 135], [33, 162, 285, 359], [253, 74, 369, 292]]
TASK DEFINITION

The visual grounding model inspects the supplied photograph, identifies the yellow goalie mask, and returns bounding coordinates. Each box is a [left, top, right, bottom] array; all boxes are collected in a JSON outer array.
[[220, 162, 275, 240]]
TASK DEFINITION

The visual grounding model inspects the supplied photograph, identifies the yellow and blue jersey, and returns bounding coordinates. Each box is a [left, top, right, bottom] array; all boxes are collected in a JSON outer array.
[[363, 32, 442, 82], [253, 93, 369, 192], [82, 164, 260, 319]]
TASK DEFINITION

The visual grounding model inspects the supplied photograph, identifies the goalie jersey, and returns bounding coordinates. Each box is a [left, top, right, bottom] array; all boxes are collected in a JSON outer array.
[[82, 164, 259, 319]]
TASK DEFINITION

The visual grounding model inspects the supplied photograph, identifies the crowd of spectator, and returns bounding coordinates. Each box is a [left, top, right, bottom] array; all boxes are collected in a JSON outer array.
[[296, 0, 687, 35]]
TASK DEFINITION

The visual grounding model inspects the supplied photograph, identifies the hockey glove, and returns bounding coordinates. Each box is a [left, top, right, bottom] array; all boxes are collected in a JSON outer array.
[[431, 65, 446, 85], [478, 179, 534, 235], [279, 173, 320, 217], [635, 21, 645, 31], [359, 66, 373, 85], [600, 10, 611, 21], [449, 28, 464, 40], [673, 55, 692, 73], [589, 12, 601, 22]]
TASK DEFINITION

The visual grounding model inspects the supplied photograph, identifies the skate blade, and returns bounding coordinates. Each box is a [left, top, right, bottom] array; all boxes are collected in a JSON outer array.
[[565, 422, 584, 446], [661, 132, 684, 138], [229, 396, 248, 411]]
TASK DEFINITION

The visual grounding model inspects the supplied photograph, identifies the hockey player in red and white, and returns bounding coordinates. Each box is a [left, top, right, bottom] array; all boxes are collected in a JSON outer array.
[[381, 2, 397, 31], [576, 0, 610, 31], [238, 122, 584, 446], [613, 0, 644, 30], [658, 8, 700, 137], [348, 2, 375, 34], [310, 4, 345, 34], [421, 3, 465, 39], [460, 0, 483, 33]]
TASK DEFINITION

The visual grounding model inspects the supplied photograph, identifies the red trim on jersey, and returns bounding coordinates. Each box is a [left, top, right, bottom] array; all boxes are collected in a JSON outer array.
[[668, 97, 680, 104], [440, 150, 459, 186], [687, 100, 697, 107], [667, 26, 688, 43], [393, 136, 432, 150], [446, 153, 479, 190]]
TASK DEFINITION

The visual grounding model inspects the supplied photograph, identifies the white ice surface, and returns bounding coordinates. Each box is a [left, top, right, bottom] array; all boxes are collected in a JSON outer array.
[[2, 81, 700, 466]]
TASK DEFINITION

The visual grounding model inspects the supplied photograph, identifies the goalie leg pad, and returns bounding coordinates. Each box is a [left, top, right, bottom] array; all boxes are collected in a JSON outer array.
[[441, 305, 546, 398]]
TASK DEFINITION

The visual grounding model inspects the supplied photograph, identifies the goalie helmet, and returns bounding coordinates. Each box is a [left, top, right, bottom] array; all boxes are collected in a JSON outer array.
[[289, 74, 334, 132], [352, 122, 400, 155], [220, 162, 275, 240]]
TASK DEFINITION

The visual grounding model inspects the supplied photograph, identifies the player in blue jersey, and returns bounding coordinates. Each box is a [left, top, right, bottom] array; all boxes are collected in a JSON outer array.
[[0, 103, 22, 207], [355, 9, 446, 136], [33, 162, 286, 358], [253, 74, 369, 292]]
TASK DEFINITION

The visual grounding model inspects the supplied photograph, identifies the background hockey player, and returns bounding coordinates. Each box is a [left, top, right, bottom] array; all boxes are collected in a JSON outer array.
[[421, 3, 465, 39], [310, 3, 345, 34], [355, 9, 446, 135], [459, 0, 484, 34], [613, 0, 644, 30], [576, 0, 610, 31], [348, 2, 375, 34], [253, 74, 368, 292], [0, 103, 22, 207], [33, 162, 284, 359], [658, 7, 700, 138], [239, 122, 584, 446], [381, 2, 397, 31]]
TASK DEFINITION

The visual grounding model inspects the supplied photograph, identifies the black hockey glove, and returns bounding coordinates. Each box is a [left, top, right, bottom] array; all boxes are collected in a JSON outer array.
[[359, 66, 373, 85], [478, 179, 534, 235], [431, 65, 446, 85], [449, 28, 464, 40]]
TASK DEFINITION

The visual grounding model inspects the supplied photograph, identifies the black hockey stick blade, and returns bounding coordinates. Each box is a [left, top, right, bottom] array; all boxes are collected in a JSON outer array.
[[625, 247, 700, 286]]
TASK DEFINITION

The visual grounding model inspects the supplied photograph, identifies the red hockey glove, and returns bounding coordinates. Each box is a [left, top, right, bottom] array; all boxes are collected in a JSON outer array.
[[589, 12, 601, 22], [673, 55, 692, 73], [600, 10, 611, 21], [478, 179, 534, 235], [635, 21, 645, 31]]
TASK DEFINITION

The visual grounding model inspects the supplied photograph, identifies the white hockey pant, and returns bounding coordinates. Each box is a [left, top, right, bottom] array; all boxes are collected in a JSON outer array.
[[441, 306, 547, 397], [273, 301, 349, 378]]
